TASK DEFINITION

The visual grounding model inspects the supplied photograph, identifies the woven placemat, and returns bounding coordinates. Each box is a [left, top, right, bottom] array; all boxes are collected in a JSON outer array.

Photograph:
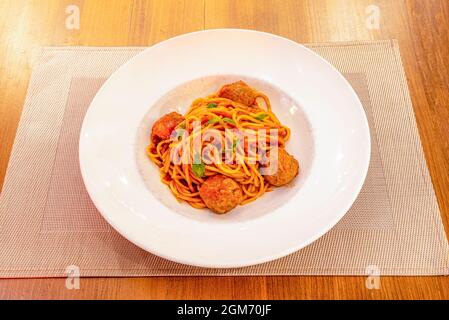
[[0, 41, 448, 277]]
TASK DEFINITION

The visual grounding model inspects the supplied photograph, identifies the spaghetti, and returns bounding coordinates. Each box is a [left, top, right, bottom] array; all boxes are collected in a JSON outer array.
[[147, 81, 297, 213]]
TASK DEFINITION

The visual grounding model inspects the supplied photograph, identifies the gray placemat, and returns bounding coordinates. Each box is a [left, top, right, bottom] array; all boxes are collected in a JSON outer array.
[[0, 41, 448, 277]]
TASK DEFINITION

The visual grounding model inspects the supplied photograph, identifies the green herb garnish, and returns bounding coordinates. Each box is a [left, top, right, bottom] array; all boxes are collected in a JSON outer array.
[[192, 154, 205, 178], [207, 103, 217, 108], [233, 138, 239, 151], [207, 117, 221, 125], [255, 113, 268, 120], [223, 117, 236, 125]]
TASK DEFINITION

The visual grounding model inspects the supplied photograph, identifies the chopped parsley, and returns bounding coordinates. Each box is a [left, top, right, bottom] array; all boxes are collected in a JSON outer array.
[[255, 113, 268, 120], [207, 117, 221, 124], [223, 117, 236, 125], [192, 154, 205, 178]]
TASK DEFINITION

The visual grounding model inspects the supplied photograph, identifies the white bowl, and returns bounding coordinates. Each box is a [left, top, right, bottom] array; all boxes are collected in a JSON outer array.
[[79, 29, 370, 268]]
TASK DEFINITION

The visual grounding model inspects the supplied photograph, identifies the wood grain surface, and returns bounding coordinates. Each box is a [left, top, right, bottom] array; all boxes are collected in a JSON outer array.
[[0, 0, 448, 300]]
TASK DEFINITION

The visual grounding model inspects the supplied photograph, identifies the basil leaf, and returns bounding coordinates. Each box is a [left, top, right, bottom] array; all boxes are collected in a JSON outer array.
[[192, 154, 205, 178], [207, 103, 217, 108], [255, 113, 268, 120], [223, 117, 236, 125], [192, 163, 205, 178], [207, 117, 221, 124], [233, 138, 239, 151]]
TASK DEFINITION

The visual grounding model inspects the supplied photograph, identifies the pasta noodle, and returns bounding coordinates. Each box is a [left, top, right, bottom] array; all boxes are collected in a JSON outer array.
[[147, 82, 294, 212]]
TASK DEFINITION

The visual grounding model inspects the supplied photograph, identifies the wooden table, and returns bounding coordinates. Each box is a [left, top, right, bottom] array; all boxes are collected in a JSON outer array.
[[0, 0, 448, 300]]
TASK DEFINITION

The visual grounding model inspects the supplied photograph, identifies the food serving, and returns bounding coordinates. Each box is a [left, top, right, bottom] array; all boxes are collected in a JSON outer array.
[[147, 81, 299, 214]]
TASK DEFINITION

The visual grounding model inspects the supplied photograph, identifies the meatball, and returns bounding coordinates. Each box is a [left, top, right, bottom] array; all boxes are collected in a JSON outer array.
[[263, 148, 299, 186], [199, 175, 243, 214], [151, 112, 184, 143], [218, 81, 259, 107]]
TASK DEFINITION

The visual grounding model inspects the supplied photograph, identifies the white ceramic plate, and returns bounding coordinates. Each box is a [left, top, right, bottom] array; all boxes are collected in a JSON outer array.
[[79, 29, 370, 268]]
